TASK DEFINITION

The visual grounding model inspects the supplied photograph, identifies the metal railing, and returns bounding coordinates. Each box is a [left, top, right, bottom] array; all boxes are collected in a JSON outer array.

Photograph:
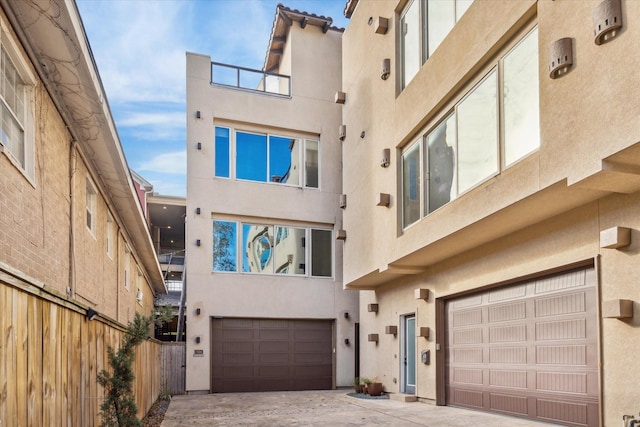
[[211, 61, 291, 97], [166, 280, 183, 292]]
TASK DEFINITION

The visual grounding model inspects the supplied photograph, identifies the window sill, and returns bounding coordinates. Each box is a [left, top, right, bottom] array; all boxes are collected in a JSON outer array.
[[0, 142, 36, 189]]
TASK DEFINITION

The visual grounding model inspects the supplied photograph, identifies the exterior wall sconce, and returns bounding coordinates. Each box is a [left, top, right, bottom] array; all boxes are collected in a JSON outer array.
[[385, 325, 397, 336], [338, 124, 346, 141], [417, 327, 430, 339], [196, 142, 202, 150], [602, 299, 633, 319], [376, 193, 390, 207], [381, 58, 391, 80], [195, 110, 201, 119], [380, 148, 390, 167], [195, 336, 201, 344], [344, 338, 350, 345], [374, 17, 389, 35], [344, 312, 349, 319], [195, 207, 201, 215], [415, 288, 430, 301], [339, 194, 347, 209], [195, 308, 201, 315], [337, 229, 347, 240], [368, 303, 379, 313], [335, 91, 346, 104], [368, 334, 379, 343], [86, 308, 99, 321], [360, 131, 365, 139], [196, 239, 201, 246], [593, 0, 622, 45], [548, 38, 573, 79], [600, 226, 631, 249]]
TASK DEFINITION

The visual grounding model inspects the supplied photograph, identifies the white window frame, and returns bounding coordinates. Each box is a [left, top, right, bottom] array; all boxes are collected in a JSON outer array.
[[85, 178, 97, 237], [0, 18, 36, 182], [106, 211, 115, 259]]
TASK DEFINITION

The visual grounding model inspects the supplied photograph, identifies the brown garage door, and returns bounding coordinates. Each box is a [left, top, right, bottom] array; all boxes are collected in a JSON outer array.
[[445, 268, 599, 426], [212, 318, 333, 392]]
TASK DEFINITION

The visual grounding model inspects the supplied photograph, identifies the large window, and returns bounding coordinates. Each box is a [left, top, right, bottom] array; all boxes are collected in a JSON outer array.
[[401, 0, 474, 88], [402, 27, 539, 228], [86, 178, 97, 235], [214, 126, 319, 188], [213, 219, 332, 277], [0, 26, 34, 176]]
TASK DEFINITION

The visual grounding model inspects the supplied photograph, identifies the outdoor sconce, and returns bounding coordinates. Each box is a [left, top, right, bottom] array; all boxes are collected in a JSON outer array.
[[360, 131, 366, 139], [195, 336, 201, 344], [600, 226, 631, 249], [548, 38, 573, 79], [374, 17, 389, 35], [415, 288, 430, 301], [417, 327, 430, 339], [368, 334, 379, 343], [337, 229, 347, 240], [381, 58, 391, 80], [86, 308, 99, 321], [380, 148, 390, 167], [195, 207, 201, 215], [195, 308, 201, 315], [335, 91, 346, 104], [196, 142, 202, 150], [344, 312, 349, 319], [196, 239, 201, 246], [368, 303, 379, 313], [339, 194, 347, 209], [593, 0, 622, 45], [602, 299, 633, 319], [344, 338, 350, 345], [376, 193, 390, 207], [338, 124, 346, 141], [385, 325, 397, 336], [195, 110, 201, 119]]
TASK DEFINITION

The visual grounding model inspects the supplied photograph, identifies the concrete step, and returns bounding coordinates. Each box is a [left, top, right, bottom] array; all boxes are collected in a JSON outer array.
[[389, 393, 417, 402]]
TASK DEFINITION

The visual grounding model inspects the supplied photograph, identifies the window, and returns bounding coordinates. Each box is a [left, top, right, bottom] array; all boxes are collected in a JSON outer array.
[[213, 219, 332, 277], [401, 27, 539, 227], [400, 0, 474, 89], [106, 212, 115, 259], [86, 179, 97, 235], [124, 250, 130, 290], [214, 126, 319, 188]]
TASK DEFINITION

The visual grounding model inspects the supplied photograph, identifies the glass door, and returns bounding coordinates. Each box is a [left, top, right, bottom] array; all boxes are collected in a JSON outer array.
[[403, 315, 416, 394]]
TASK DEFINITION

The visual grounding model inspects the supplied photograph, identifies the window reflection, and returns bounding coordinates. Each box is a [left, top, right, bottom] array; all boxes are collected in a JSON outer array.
[[426, 114, 456, 213], [401, 0, 421, 88], [236, 132, 267, 181], [215, 127, 230, 178], [305, 139, 318, 188], [457, 70, 498, 194], [311, 229, 332, 277], [402, 142, 421, 227], [213, 220, 237, 272], [274, 226, 306, 275], [270, 136, 297, 184]]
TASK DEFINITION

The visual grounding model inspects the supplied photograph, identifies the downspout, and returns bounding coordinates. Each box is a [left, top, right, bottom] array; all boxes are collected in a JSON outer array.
[[68, 140, 77, 298]]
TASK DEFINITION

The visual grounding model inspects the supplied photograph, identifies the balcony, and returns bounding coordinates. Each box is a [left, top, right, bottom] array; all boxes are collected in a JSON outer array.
[[211, 61, 291, 97]]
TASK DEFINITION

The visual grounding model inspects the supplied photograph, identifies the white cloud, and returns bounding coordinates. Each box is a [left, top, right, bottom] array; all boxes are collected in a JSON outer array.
[[137, 151, 186, 175]]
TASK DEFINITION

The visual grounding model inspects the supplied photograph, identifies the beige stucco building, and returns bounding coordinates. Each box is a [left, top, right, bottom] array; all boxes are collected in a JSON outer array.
[[341, 0, 640, 426], [185, 5, 359, 393]]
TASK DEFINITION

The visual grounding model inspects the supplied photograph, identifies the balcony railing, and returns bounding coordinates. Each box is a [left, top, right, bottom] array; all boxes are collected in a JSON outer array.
[[166, 280, 183, 292], [211, 61, 291, 97]]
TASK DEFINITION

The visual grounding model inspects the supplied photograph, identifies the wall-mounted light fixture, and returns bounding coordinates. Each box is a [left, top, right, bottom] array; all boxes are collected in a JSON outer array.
[[339, 194, 347, 209], [86, 308, 99, 321], [195, 110, 201, 119], [338, 124, 346, 141], [196, 239, 201, 246], [368, 334, 379, 343], [195, 336, 201, 344], [368, 303, 379, 313], [376, 193, 390, 207], [336, 229, 347, 240], [335, 91, 346, 104], [593, 0, 622, 45], [196, 142, 202, 150], [360, 131, 366, 139], [381, 58, 391, 80], [344, 338, 350, 345], [374, 17, 389, 34], [380, 148, 390, 167], [195, 308, 201, 315], [548, 38, 573, 79], [344, 312, 349, 319], [196, 207, 201, 215]]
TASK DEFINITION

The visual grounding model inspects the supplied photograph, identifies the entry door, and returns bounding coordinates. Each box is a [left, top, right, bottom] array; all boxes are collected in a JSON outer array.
[[403, 315, 416, 394]]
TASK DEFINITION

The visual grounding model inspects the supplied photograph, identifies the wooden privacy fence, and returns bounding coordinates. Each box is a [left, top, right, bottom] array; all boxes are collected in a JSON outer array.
[[0, 278, 163, 427], [162, 342, 186, 395]]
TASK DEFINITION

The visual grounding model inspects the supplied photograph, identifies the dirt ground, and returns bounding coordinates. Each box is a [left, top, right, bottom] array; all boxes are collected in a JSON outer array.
[[142, 398, 170, 427]]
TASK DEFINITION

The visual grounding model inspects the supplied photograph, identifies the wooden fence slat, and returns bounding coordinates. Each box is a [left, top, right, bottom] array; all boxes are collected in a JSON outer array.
[[0, 285, 11, 425], [27, 295, 43, 427]]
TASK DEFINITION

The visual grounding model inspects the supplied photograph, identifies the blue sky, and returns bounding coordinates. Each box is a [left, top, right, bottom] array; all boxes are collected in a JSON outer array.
[[76, 0, 350, 197]]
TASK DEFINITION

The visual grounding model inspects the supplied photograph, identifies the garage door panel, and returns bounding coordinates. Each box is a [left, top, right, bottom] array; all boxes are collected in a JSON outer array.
[[212, 318, 333, 393], [446, 268, 599, 427]]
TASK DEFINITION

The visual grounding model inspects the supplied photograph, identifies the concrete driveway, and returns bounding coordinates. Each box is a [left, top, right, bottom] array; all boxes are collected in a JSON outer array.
[[160, 389, 559, 426]]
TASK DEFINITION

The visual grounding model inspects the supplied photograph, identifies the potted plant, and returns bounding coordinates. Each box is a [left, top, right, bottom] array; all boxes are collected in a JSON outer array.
[[353, 377, 364, 393], [361, 377, 372, 394], [367, 378, 383, 396]]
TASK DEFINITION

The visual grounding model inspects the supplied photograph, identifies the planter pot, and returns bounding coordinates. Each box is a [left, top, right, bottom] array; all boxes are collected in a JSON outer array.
[[354, 384, 364, 393], [368, 382, 383, 396]]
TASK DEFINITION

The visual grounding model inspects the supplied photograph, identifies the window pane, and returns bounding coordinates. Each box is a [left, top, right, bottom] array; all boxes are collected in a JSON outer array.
[[426, 114, 456, 213], [401, 0, 420, 88], [305, 139, 318, 188], [427, 0, 455, 57], [242, 224, 274, 273], [402, 142, 421, 228], [269, 135, 296, 184], [236, 132, 267, 181], [457, 70, 498, 193], [311, 229, 332, 277], [215, 127, 230, 178], [213, 220, 237, 272], [504, 28, 539, 166], [274, 226, 306, 275]]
